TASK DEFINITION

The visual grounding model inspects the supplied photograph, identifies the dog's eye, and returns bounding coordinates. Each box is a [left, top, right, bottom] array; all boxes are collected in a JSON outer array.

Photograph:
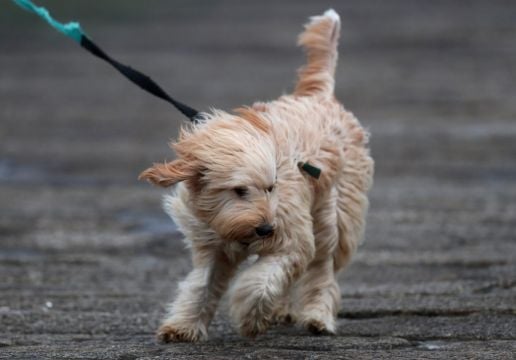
[[266, 185, 274, 193], [234, 187, 248, 197]]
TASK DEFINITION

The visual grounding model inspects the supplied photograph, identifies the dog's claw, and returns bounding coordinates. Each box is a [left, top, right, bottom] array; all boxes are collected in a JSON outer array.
[[157, 324, 205, 343], [303, 317, 336, 335]]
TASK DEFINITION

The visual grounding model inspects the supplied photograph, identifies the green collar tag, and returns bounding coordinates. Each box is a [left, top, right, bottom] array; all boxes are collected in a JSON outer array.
[[298, 161, 321, 179]]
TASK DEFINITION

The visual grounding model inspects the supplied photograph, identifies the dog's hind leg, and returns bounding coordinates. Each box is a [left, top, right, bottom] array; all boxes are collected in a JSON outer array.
[[293, 190, 340, 333], [294, 9, 340, 97], [333, 135, 374, 271]]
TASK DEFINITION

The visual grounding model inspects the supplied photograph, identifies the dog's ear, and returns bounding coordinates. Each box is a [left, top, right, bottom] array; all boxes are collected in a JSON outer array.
[[138, 159, 197, 187]]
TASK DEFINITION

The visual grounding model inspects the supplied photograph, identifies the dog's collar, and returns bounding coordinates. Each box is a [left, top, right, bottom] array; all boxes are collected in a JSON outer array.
[[14, 0, 322, 179]]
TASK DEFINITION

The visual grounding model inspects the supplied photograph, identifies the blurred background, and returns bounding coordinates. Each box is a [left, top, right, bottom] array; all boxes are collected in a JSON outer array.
[[1, 1, 515, 358]]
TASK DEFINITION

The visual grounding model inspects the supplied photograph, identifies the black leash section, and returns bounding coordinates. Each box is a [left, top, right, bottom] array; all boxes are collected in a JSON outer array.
[[80, 36, 200, 122]]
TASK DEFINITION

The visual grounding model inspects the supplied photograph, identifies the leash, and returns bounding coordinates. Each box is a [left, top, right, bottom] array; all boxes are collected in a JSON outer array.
[[12, 0, 321, 180], [12, 0, 200, 122]]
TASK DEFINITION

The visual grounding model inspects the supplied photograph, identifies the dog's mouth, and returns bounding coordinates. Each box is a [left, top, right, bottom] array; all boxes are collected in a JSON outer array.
[[238, 239, 252, 247], [238, 232, 274, 246], [238, 237, 258, 246]]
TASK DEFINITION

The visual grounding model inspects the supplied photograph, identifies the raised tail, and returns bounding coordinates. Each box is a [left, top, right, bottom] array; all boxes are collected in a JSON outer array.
[[294, 9, 341, 97]]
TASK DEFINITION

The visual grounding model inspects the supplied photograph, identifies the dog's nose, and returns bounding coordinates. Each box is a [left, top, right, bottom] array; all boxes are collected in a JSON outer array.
[[255, 224, 274, 237]]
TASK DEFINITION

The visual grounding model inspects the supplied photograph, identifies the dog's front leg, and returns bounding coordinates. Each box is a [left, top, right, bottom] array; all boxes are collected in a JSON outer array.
[[157, 250, 239, 342], [230, 232, 315, 337]]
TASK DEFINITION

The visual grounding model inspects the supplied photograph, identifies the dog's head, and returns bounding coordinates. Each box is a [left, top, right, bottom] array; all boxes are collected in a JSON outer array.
[[140, 108, 278, 242]]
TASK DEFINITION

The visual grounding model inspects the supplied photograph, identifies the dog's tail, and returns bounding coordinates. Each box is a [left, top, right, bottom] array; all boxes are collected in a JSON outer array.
[[294, 9, 340, 97]]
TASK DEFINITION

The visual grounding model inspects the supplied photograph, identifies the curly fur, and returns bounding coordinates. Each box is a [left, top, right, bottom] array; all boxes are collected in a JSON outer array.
[[140, 9, 374, 342]]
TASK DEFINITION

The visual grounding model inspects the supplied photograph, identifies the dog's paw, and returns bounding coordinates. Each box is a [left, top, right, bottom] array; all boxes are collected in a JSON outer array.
[[230, 289, 272, 337], [272, 311, 295, 325], [305, 318, 335, 335], [271, 306, 295, 325], [156, 323, 207, 343], [299, 311, 336, 335], [236, 308, 272, 338]]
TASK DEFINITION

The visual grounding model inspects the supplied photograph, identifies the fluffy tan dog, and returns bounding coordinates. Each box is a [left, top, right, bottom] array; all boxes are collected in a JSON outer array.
[[140, 9, 373, 342]]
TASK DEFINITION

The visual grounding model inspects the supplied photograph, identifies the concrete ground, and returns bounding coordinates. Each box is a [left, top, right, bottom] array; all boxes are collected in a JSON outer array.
[[1, 1, 515, 359]]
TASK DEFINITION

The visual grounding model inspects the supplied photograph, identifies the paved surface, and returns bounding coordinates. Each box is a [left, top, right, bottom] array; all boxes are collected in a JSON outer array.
[[1, 1, 515, 359]]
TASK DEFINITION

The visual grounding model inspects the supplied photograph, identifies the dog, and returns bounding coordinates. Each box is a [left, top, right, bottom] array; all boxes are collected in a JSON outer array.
[[139, 9, 374, 342]]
